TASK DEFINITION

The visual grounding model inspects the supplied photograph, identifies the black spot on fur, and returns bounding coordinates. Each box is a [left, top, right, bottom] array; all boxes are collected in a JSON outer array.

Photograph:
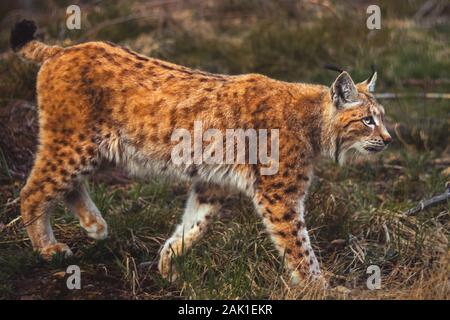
[[263, 193, 275, 205], [197, 195, 209, 204], [272, 193, 282, 201], [285, 185, 298, 194], [271, 182, 284, 189], [283, 210, 294, 221], [86, 146, 96, 157], [10, 19, 36, 51], [278, 231, 286, 238], [45, 177, 56, 185], [189, 165, 198, 177]]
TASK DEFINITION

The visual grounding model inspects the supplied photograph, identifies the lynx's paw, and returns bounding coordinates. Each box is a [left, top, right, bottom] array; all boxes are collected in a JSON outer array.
[[81, 216, 108, 240], [40, 243, 73, 260], [158, 246, 179, 282], [290, 271, 329, 289]]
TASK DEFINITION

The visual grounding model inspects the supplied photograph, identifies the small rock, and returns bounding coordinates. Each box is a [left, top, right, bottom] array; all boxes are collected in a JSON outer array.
[[332, 285, 352, 295], [53, 271, 66, 278], [330, 239, 346, 248]]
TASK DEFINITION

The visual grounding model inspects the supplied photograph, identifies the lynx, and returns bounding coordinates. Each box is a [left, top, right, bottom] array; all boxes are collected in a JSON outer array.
[[11, 20, 391, 286]]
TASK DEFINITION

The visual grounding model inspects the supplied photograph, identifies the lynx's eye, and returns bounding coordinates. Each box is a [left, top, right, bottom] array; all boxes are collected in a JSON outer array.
[[362, 116, 375, 127]]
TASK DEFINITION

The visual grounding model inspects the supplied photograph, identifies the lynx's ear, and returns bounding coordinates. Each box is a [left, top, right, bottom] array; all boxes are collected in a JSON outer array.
[[330, 71, 359, 108], [364, 71, 377, 92], [359, 70, 377, 93]]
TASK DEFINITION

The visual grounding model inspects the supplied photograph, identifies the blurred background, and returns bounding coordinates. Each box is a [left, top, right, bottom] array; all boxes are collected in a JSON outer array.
[[0, 0, 448, 299]]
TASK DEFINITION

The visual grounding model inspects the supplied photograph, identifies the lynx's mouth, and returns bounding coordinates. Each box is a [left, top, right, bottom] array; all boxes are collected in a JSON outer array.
[[363, 144, 385, 153], [350, 141, 386, 155]]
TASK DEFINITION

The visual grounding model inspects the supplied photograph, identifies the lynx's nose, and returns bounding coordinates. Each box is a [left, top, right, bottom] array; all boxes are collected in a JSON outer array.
[[383, 135, 392, 145]]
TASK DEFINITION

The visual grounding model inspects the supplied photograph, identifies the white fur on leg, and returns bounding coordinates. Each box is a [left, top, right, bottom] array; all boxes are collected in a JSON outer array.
[[158, 189, 218, 280], [66, 185, 108, 240], [297, 227, 322, 277]]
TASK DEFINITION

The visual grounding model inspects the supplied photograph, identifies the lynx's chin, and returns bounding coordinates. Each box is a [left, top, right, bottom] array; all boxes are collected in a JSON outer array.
[[337, 142, 375, 165]]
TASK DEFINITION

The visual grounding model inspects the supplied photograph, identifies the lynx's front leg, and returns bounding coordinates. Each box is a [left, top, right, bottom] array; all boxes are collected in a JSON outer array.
[[254, 168, 325, 286]]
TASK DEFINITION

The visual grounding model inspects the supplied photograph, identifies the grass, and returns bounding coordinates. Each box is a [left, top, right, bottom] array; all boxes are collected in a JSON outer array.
[[0, 0, 449, 299], [0, 143, 448, 299]]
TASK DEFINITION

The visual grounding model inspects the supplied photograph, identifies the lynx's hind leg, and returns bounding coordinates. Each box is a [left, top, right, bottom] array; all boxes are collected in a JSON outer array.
[[65, 183, 108, 240], [20, 131, 100, 259], [158, 183, 225, 280]]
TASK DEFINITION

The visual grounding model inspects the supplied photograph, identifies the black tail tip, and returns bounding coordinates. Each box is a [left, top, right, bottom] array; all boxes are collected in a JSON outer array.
[[10, 19, 37, 52]]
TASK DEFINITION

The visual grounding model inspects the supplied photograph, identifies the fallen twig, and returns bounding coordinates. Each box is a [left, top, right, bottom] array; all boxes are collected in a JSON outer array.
[[375, 92, 450, 99], [400, 78, 450, 87], [404, 187, 450, 216], [5, 215, 21, 228], [382, 164, 405, 170]]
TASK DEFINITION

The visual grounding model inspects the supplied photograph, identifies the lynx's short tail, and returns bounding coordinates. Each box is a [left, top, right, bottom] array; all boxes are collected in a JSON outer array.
[[10, 19, 62, 63]]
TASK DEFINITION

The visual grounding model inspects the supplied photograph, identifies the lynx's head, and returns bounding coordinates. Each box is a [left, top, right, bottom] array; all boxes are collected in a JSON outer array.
[[326, 70, 392, 163]]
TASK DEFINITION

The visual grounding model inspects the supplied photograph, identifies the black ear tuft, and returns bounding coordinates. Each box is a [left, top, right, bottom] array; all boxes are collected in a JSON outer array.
[[323, 64, 345, 73], [10, 19, 37, 52]]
